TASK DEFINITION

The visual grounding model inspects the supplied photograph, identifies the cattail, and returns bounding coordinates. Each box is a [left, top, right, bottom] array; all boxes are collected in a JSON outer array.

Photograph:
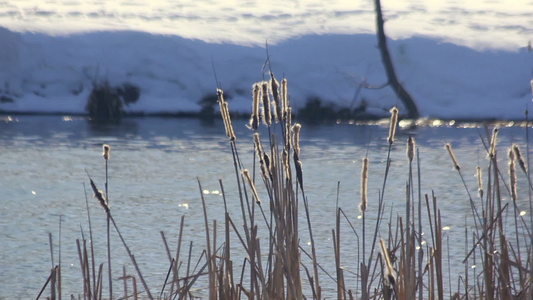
[[281, 78, 288, 120], [249, 83, 260, 130], [243, 169, 261, 204], [406, 136, 415, 163], [379, 238, 396, 287], [292, 123, 302, 158], [359, 157, 369, 213], [388, 107, 398, 144], [509, 148, 517, 201], [285, 107, 292, 149], [217, 89, 236, 141], [263, 152, 271, 178], [253, 133, 270, 180], [489, 128, 498, 159], [476, 166, 484, 198], [282, 149, 290, 180], [253, 132, 264, 157], [217, 89, 228, 133], [269, 142, 277, 177], [295, 159, 304, 191], [445, 143, 460, 170], [224, 102, 236, 141], [102, 144, 110, 160], [261, 81, 271, 126], [512, 144, 528, 173], [270, 71, 281, 123], [89, 178, 109, 213]]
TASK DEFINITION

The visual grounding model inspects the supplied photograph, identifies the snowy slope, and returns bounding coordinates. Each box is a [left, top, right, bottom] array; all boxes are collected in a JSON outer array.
[[0, 28, 531, 120], [0, 0, 532, 120]]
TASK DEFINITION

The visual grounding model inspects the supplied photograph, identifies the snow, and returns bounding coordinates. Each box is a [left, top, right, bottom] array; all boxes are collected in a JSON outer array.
[[0, 0, 532, 120]]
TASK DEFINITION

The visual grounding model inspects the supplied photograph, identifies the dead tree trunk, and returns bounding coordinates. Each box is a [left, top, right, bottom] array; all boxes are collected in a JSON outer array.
[[374, 0, 420, 119]]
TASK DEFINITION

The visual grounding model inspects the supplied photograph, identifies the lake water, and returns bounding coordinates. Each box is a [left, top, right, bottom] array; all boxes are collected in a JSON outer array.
[[1, 115, 531, 298]]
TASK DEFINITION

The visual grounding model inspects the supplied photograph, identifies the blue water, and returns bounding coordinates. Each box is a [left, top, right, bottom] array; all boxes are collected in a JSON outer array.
[[1, 115, 531, 298]]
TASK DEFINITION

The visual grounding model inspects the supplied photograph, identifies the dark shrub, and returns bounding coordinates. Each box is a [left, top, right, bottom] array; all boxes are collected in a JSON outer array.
[[117, 83, 140, 106], [0, 95, 14, 103], [86, 81, 123, 122], [86, 82, 141, 122]]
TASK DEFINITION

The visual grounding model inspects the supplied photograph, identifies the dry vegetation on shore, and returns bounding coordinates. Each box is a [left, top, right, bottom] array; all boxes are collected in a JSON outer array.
[[37, 73, 533, 300]]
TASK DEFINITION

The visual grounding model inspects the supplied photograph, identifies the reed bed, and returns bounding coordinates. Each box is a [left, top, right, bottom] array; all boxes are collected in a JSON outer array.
[[37, 69, 532, 300]]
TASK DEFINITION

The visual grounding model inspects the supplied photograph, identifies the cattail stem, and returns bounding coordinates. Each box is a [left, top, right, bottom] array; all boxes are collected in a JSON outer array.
[[102, 144, 112, 300]]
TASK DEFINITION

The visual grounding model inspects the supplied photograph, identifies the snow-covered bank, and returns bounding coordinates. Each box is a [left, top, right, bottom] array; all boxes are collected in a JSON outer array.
[[0, 27, 531, 120]]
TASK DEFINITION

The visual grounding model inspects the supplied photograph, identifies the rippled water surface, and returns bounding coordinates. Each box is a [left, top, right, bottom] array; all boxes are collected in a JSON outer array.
[[1, 116, 531, 298]]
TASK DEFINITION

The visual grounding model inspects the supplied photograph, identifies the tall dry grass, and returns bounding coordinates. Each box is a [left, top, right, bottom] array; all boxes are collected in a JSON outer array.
[[37, 68, 532, 300]]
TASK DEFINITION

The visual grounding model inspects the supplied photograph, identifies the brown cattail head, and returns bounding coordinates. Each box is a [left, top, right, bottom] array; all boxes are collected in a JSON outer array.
[[261, 81, 272, 126], [281, 78, 288, 120], [445, 143, 460, 170], [285, 106, 292, 149], [512, 144, 528, 173], [253, 132, 264, 157], [270, 71, 281, 123], [379, 238, 396, 287], [217, 89, 236, 141], [282, 149, 290, 180], [292, 123, 302, 158], [102, 144, 110, 160], [269, 141, 277, 177], [249, 83, 261, 130], [242, 169, 261, 204], [359, 157, 369, 214], [253, 133, 270, 180], [224, 102, 236, 141], [406, 136, 415, 163], [476, 166, 484, 198], [508, 146, 515, 161], [89, 178, 109, 213], [388, 107, 398, 144], [489, 127, 498, 159], [509, 148, 517, 201], [295, 159, 304, 191]]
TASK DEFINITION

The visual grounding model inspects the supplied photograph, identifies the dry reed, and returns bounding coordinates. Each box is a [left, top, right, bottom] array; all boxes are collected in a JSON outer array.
[[39, 65, 532, 300]]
